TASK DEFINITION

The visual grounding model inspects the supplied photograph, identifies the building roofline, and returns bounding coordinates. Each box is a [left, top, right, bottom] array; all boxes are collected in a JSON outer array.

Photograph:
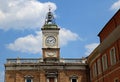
[[88, 25, 120, 65], [98, 9, 120, 37]]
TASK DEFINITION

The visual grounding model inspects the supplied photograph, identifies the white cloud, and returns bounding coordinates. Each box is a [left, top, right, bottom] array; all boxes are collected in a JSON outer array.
[[7, 28, 81, 54], [111, 0, 120, 10], [7, 31, 42, 54], [60, 28, 82, 46], [0, 0, 57, 30], [85, 43, 99, 56]]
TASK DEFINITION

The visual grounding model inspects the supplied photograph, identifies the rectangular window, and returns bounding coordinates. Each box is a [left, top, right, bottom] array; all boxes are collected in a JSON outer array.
[[70, 77, 78, 82], [97, 59, 102, 75], [92, 63, 97, 78], [72, 79, 77, 82], [102, 54, 108, 71], [90, 70, 92, 80], [27, 79, 31, 82], [110, 47, 116, 65], [92, 65, 94, 78], [49, 78, 54, 82], [25, 75, 33, 82], [25, 78, 33, 82], [94, 63, 97, 77]]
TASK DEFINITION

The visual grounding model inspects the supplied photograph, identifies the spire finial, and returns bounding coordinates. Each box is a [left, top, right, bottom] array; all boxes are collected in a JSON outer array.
[[48, 5, 51, 12]]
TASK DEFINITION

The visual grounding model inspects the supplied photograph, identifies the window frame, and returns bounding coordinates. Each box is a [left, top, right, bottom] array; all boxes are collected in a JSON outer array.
[[70, 75, 78, 82], [110, 47, 116, 65], [90, 70, 92, 80], [92, 62, 97, 78], [24, 75, 33, 82], [25, 78, 33, 82], [102, 54, 108, 71], [94, 63, 97, 77], [71, 78, 77, 82], [97, 59, 102, 75]]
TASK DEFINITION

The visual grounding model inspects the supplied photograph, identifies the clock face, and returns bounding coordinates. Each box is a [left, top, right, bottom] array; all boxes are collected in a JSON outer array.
[[45, 36, 56, 46]]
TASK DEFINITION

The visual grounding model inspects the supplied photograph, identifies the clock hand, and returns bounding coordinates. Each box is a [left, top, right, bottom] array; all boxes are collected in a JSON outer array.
[[50, 39, 54, 43]]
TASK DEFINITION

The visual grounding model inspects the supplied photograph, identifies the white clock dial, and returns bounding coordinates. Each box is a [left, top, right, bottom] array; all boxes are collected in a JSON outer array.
[[46, 36, 56, 46]]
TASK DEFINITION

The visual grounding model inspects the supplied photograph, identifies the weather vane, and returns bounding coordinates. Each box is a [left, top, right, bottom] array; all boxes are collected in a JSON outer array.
[[48, 5, 52, 12]]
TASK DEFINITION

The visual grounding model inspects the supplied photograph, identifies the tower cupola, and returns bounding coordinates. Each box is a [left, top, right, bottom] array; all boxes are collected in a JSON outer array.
[[45, 7, 55, 24]]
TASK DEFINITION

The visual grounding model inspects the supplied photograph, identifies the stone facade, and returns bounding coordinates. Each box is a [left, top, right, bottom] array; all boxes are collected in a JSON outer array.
[[5, 58, 89, 82]]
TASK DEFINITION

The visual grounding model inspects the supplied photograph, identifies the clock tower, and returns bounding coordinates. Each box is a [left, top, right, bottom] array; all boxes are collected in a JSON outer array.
[[41, 8, 60, 62]]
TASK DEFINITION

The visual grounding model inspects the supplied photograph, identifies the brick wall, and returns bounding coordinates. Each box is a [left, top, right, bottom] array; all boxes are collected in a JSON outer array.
[[5, 69, 89, 82]]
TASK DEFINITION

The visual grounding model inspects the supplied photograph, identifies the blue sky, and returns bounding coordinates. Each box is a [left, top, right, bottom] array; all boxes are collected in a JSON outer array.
[[0, 0, 120, 82]]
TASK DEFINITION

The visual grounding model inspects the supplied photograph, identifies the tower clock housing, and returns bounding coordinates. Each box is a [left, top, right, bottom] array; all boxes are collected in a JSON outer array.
[[41, 9, 60, 62]]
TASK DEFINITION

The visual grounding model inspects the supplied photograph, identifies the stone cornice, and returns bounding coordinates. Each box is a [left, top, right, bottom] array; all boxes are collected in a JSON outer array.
[[5, 62, 88, 71]]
